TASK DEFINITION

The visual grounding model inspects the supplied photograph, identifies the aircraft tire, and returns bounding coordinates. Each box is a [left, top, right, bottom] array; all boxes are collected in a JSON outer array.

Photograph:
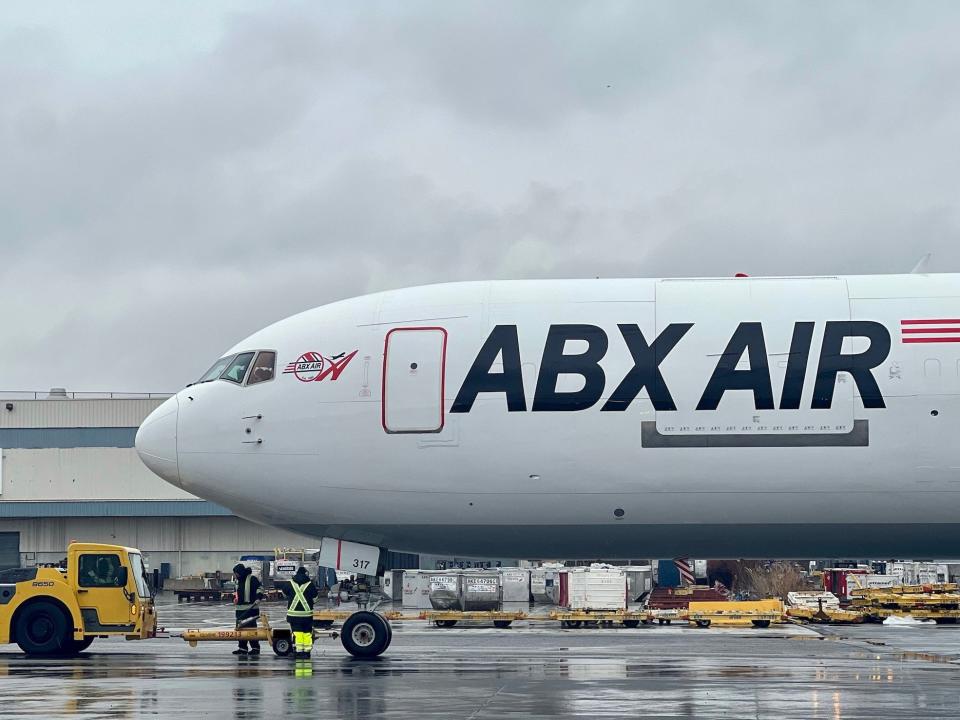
[[493, 620, 512, 629], [695, 620, 711, 628], [752, 620, 771, 629], [622, 620, 640, 628]]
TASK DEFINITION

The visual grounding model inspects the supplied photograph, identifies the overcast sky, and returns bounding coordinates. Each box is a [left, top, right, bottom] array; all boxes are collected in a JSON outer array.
[[2, 2, 958, 392]]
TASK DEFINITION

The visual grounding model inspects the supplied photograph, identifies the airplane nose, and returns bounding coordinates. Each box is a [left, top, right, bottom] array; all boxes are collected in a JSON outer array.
[[136, 395, 180, 486]]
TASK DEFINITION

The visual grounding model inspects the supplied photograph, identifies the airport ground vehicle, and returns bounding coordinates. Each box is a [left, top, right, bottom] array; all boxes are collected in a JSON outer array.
[[182, 610, 392, 658], [0, 542, 156, 655]]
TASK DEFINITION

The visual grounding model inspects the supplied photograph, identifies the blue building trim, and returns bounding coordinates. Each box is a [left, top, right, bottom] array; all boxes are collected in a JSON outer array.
[[0, 427, 137, 449], [0, 501, 234, 518]]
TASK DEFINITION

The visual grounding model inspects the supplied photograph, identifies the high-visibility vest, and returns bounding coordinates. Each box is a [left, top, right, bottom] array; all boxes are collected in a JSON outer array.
[[236, 575, 257, 612], [287, 580, 313, 617]]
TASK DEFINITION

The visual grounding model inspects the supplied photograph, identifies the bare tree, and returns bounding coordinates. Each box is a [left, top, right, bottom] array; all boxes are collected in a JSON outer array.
[[737, 562, 814, 599]]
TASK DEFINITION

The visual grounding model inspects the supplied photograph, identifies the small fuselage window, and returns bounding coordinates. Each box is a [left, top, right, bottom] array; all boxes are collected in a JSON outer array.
[[248, 351, 276, 385], [221, 352, 255, 384]]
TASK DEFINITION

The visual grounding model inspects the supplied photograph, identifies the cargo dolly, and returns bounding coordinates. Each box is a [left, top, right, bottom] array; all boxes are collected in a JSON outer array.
[[549, 610, 651, 629], [181, 610, 394, 658], [849, 584, 960, 623], [421, 610, 527, 628], [686, 600, 784, 628]]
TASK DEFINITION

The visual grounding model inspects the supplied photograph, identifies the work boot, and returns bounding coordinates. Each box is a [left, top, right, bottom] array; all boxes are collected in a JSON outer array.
[[232, 648, 248, 655], [248, 648, 261, 656]]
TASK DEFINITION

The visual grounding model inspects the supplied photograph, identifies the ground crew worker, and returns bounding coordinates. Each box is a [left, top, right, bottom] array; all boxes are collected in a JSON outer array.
[[233, 563, 263, 655], [283, 566, 318, 659]]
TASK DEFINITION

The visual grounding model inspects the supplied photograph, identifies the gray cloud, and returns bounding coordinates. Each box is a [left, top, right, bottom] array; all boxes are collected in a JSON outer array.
[[1, 2, 958, 391]]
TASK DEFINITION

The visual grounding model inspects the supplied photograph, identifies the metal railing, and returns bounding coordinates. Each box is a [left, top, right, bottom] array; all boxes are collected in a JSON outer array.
[[0, 391, 173, 400]]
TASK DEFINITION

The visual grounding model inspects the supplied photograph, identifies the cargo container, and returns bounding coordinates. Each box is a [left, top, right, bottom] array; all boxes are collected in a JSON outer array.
[[271, 559, 320, 586], [531, 565, 563, 604], [380, 569, 404, 602], [821, 568, 869, 601], [462, 571, 501, 611], [622, 565, 653, 603], [429, 572, 462, 610], [560, 566, 626, 611], [500, 568, 531, 603], [402, 570, 434, 609]]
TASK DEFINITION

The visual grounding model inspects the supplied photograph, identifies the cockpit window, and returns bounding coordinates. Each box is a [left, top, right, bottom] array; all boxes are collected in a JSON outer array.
[[247, 351, 276, 385], [198, 355, 234, 383], [220, 352, 255, 384]]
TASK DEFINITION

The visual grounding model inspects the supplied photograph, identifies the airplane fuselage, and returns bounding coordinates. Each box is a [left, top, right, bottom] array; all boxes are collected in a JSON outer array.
[[136, 274, 960, 557]]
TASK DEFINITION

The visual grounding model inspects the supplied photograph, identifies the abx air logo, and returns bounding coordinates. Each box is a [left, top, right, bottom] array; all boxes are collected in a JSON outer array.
[[284, 350, 358, 383]]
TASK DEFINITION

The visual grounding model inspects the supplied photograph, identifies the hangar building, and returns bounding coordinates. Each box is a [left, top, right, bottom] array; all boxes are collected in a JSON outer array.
[[0, 390, 320, 576]]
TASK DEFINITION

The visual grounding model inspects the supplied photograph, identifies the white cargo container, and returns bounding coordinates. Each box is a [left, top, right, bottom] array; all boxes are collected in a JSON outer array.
[[622, 565, 653, 603], [530, 568, 548, 602], [500, 568, 530, 603], [531, 564, 563, 604], [563, 566, 626, 611], [402, 570, 434, 609], [381, 569, 404, 601], [850, 574, 899, 593]]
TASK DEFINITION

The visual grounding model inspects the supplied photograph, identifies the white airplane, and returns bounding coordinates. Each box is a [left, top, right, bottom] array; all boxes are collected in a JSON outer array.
[[136, 273, 960, 560]]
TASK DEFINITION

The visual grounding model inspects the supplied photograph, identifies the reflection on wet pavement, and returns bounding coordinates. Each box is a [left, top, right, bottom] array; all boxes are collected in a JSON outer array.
[[2, 594, 960, 718]]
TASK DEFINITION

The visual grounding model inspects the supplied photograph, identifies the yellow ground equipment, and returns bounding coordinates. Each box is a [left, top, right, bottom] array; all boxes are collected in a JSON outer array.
[[181, 610, 393, 658], [0, 542, 157, 655], [549, 610, 651, 629], [687, 599, 784, 628], [423, 609, 528, 628], [182, 613, 295, 656], [849, 583, 960, 623]]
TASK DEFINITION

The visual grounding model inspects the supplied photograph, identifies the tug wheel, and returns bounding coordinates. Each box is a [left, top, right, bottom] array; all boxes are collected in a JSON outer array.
[[15, 601, 70, 655]]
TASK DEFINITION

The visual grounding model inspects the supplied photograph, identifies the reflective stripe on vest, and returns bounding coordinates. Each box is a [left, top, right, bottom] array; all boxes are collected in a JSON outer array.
[[236, 574, 257, 612], [287, 580, 313, 617]]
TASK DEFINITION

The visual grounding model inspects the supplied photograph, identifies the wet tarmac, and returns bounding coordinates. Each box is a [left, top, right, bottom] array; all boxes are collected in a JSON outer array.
[[3, 594, 960, 719]]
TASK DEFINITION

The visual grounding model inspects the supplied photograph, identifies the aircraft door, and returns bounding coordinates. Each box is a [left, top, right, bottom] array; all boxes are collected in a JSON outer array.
[[383, 327, 447, 433]]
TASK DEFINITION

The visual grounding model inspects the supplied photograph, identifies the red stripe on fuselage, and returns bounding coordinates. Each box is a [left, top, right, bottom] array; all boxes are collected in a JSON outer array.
[[901, 319, 960, 325]]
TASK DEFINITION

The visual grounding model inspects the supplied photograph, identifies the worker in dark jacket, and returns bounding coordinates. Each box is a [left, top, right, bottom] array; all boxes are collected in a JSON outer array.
[[233, 563, 263, 655], [283, 566, 318, 659]]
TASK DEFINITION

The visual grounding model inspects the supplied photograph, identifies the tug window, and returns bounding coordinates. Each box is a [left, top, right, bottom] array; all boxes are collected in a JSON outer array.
[[248, 351, 276, 385], [220, 352, 255, 384], [79, 554, 123, 588]]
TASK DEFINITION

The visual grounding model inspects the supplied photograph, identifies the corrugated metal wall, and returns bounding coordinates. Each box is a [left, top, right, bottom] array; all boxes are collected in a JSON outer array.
[[0, 398, 166, 429], [1, 448, 197, 501], [0, 516, 321, 577]]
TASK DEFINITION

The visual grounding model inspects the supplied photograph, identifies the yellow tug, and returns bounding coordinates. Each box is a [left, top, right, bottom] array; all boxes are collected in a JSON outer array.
[[0, 542, 157, 655]]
